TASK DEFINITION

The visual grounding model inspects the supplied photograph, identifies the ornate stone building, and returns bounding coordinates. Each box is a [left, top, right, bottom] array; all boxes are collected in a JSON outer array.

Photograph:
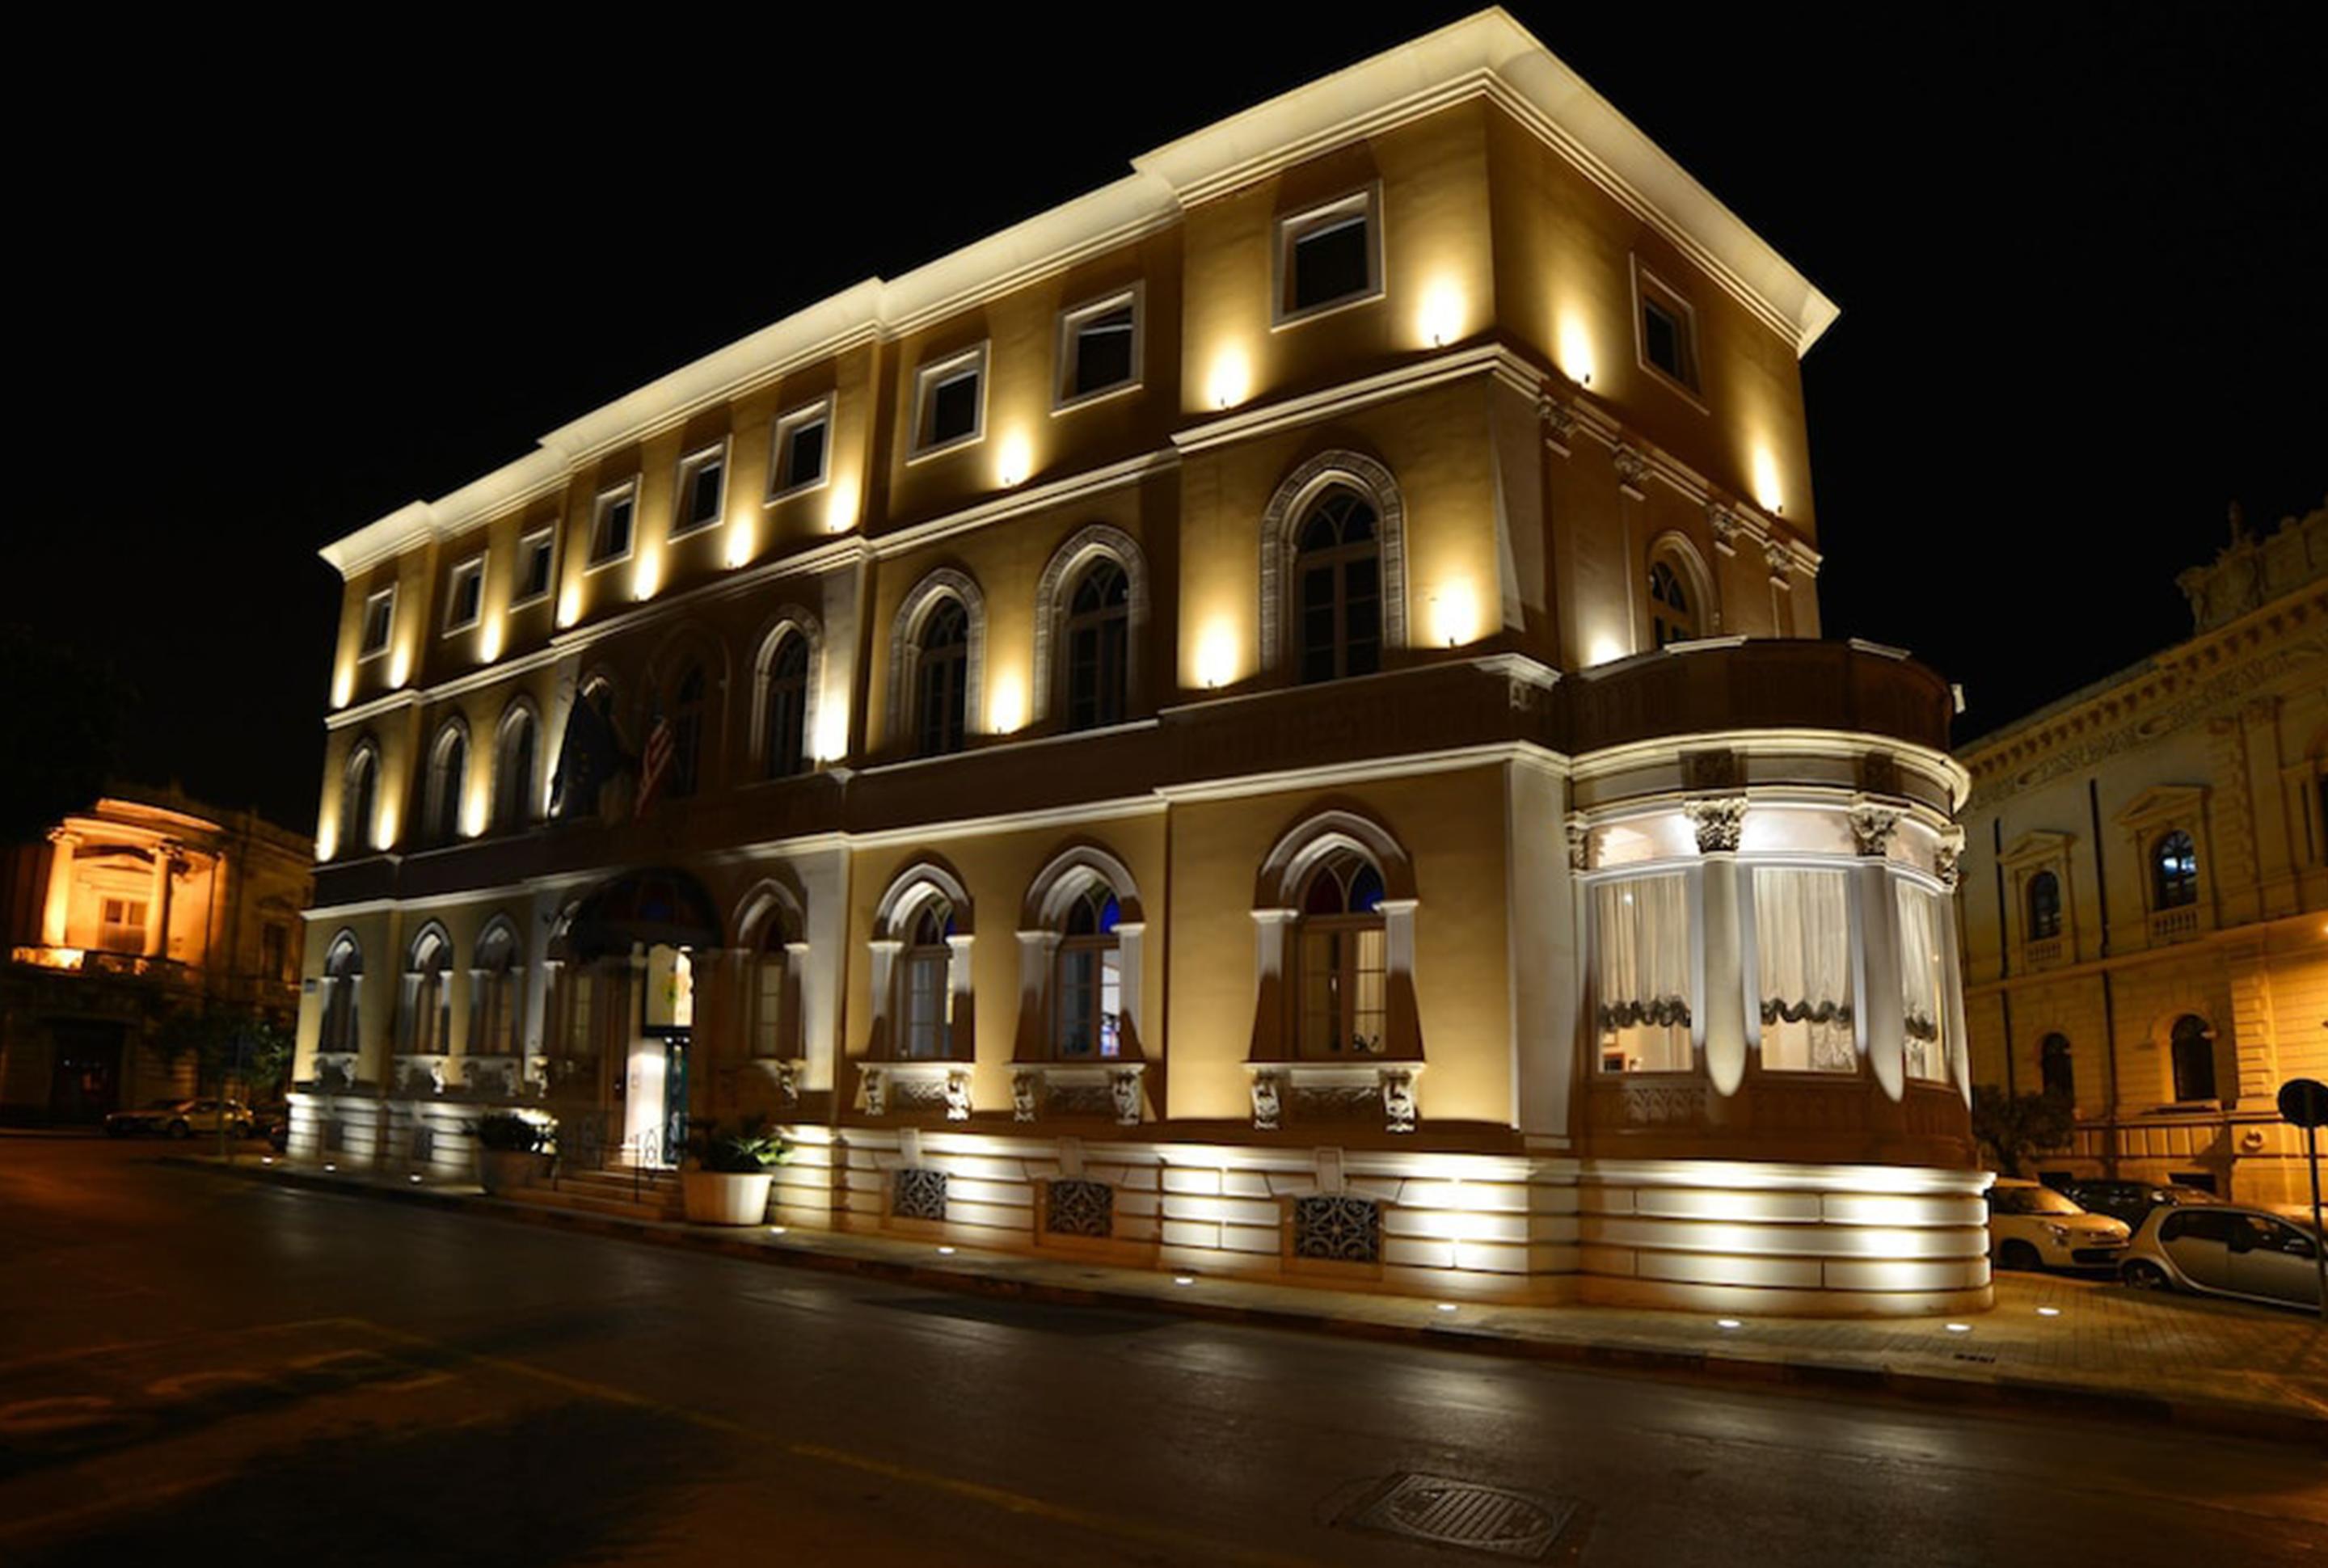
[[2, 788, 312, 1122], [291, 12, 1986, 1314], [1958, 497, 2328, 1206]]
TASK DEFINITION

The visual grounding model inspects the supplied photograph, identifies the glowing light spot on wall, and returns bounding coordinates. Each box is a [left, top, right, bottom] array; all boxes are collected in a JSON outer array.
[[479, 618, 504, 664], [995, 430, 1032, 489], [1195, 620, 1241, 689], [1418, 279, 1468, 348], [1429, 582, 1482, 648], [314, 823, 337, 862], [1588, 633, 1628, 667], [462, 780, 489, 838], [1557, 312, 1597, 387], [374, 801, 399, 851], [556, 582, 582, 628], [387, 646, 411, 688], [988, 670, 1026, 734], [1204, 345, 1251, 411], [331, 666, 353, 708], [824, 474, 860, 533], [724, 517, 755, 569], [632, 550, 662, 602], [1751, 447, 1784, 515], [812, 704, 850, 764]]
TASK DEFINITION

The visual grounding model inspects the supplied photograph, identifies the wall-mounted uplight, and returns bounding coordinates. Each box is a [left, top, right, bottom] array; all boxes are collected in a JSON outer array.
[[1429, 583, 1481, 650], [1751, 447, 1784, 516], [1557, 312, 1596, 390], [1195, 620, 1239, 691], [479, 618, 504, 664], [1587, 633, 1626, 668], [556, 583, 582, 629], [996, 430, 1032, 490], [988, 672, 1026, 735], [1418, 280, 1466, 350], [631, 551, 662, 602], [1205, 345, 1251, 411], [824, 475, 860, 534], [387, 647, 411, 689], [331, 667, 353, 709], [812, 706, 850, 765], [725, 519, 755, 569]]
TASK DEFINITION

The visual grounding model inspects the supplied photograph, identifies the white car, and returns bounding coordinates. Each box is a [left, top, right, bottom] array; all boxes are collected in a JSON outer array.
[[1984, 1178, 2131, 1271], [2121, 1204, 2325, 1311], [103, 1098, 255, 1139]]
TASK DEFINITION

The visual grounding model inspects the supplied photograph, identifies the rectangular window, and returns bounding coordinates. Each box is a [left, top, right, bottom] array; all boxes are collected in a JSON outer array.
[[568, 972, 596, 1056], [1896, 881, 1951, 1081], [1635, 267, 1702, 394], [753, 955, 785, 1056], [589, 484, 636, 566], [1053, 946, 1124, 1059], [360, 588, 394, 657], [904, 951, 951, 1058], [444, 556, 484, 632], [673, 444, 727, 536], [1057, 290, 1141, 405], [913, 347, 987, 454], [769, 399, 830, 497], [515, 528, 555, 605], [99, 896, 147, 954], [1594, 874, 1693, 1072], [1276, 188, 1381, 323], [1754, 867, 1855, 1072]]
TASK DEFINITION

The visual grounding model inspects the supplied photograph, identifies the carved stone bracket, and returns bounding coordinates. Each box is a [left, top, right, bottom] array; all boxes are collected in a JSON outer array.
[[1565, 814, 1592, 873], [1684, 795, 1748, 854], [1707, 502, 1740, 555], [1248, 1062, 1420, 1133], [860, 1064, 888, 1118], [1935, 825, 1966, 889], [1848, 799, 1904, 857], [862, 1060, 972, 1119], [1381, 1066, 1419, 1134], [1250, 1069, 1284, 1131], [1536, 389, 1579, 445], [1765, 538, 1792, 586], [942, 1070, 972, 1122], [1011, 1062, 1145, 1125], [1613, 445, 1649, 491], [774, 1057, 805, 1108]]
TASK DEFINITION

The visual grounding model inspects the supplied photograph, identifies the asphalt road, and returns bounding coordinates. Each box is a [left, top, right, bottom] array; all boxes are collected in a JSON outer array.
[[2, 1137, 2321, 1566]]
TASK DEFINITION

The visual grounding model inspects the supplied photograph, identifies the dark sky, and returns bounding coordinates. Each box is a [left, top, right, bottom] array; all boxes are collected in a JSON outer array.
[[13, 6, 2322, 834]]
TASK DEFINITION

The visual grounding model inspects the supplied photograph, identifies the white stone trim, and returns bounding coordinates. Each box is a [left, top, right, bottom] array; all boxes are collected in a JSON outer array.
[[885, 567, 986, 746], [1258, 449, 1407, 674], [1030, 524, 1149, 724]]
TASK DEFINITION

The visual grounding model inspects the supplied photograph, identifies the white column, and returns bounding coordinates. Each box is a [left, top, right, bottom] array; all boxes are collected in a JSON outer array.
[[1699, 858, 1747, 1097], [1941, 896, 1972, 1104], [1114, 921, 1146, 1056], [41, 829, 78, 946], [145, 841, 177, 959], [867, 939, 900, 1056], [1858, 862, 1906, 1102], [1014, 931, 1054, 1058]]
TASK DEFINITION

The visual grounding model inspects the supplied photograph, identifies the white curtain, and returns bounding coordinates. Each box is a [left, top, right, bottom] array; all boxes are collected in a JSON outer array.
[[1595, 874, 1692, 1072], [1896, 882, 1948, 1081], [1755, 867, 1854, 1072]]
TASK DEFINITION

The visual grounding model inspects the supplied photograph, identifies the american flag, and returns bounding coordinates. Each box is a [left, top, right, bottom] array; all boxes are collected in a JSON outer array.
[[635, 714, 673, 819]]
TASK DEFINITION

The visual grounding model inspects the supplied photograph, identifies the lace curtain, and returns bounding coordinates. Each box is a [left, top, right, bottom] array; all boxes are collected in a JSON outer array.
[[1595, 874, 1692, 1072], [1755, 867, 1855, 1072], [1896, 881, 1949, 1081]]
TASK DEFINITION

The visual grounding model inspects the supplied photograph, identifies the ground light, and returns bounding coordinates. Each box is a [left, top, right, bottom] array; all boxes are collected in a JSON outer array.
[[1715, 1318, 1742, 1330], [768, 1225, 787, 1235], [1945, 1323, 1972, 1334], [324, 1164, 337, 1173], [937, 1246, 955, 1255], [1436, 1302, 1459, 1313], [2037, 1306, 2061, 1317], [1173, 1275, 1196, 1286], [408, 1174, 421, 1183]]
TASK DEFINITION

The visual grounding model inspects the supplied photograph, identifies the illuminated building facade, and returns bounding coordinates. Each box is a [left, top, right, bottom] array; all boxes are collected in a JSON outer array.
[[2, 788, 312, 1122], [1958, 499, 2328, 1207], [293, 12, 1986, 1314]]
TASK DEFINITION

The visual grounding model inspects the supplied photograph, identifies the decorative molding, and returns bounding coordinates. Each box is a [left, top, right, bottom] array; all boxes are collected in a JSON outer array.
[[1848, 799, 1903, 857], [1566, 814, 1592, 872], [1030, 523, 1150, 723], [1706, 503, 1740, 555], [1612, 445, 1648, 491], [1934, 826, 1966, 890], [1250, 1069, 1284, 1131], [885, 567, 987, 746], [1684, 795, 1747, 854], [1258, 449, 1408, 674], [1381, 1065, 1419, 1134]]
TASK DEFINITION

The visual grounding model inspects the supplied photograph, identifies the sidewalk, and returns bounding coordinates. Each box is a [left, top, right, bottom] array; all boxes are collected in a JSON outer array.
[[188, 1154, 2328, 1447]]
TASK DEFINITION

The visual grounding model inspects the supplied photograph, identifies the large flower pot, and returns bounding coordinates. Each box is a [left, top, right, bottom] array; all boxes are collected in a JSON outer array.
[[681, 1168, 774, 1225], [476, 1149, 550, 1194]]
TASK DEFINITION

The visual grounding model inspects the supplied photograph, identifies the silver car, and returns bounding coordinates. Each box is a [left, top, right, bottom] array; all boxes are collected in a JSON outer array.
[[2120, 1203, 2324, 1311]]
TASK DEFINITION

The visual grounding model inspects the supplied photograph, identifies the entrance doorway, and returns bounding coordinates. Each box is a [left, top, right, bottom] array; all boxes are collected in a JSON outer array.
[[48, 1022, 124, 1123], [622, 1036, 688, 1167]]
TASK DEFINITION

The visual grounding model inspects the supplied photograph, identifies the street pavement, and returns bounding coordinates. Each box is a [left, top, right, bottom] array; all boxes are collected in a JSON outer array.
[[3, 1136, 2323, 1566]]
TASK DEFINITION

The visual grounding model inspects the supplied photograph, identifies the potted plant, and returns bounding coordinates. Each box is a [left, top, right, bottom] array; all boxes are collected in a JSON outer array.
[[681, 1116, 790, 1224], [474, 1111, 554, 1194]]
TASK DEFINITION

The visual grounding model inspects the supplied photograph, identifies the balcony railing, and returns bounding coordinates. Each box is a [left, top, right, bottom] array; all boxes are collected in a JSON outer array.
[[10, 945, 200, 985], [2148, 905, 2201, 946], [2022, 936, 2064, 970]]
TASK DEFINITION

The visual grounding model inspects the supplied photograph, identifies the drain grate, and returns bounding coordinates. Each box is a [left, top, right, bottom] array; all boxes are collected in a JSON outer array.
[[1345, 1473, 1576, 1559]]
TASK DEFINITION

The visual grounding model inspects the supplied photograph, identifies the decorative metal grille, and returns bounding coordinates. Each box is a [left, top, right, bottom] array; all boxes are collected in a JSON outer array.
[[892, 1167, 949, 1221], [1045, 1178, 1114, 1238], [1293, 1195, 1382, 1262]]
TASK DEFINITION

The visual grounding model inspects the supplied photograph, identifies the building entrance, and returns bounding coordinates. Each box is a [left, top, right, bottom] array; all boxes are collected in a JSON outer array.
[[47, 1021, 124, 1123]]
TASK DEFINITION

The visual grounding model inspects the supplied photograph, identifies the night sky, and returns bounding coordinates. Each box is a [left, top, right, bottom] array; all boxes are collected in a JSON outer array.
[[13, 6, 2322, 835]]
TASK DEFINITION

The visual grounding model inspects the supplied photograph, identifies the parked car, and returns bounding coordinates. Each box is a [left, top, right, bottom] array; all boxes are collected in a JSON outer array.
[[103, 1098, 255, 1140], [2121, 1204, 2325, 1310], [2063, 1178, 2225, 1229], [246, 1102, 291, 1142], [1985, 1178, 2132, 1271]]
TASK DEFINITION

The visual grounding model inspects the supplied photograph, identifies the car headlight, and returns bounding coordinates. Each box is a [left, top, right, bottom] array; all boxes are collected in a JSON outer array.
[[2044, 1223, 2072, 1244]]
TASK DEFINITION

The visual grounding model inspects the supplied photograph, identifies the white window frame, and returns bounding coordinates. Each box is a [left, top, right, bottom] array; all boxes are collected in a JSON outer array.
[[1053, 286, 1143, 411], [442, 555, 485, 634], [766, 397, 833, 501], [587, 479, 639, 570], [1273, 184, 1384, 328], [1631, 258, 1707, 408], [671, 440, 730, 538], [359, 586, 396, 660], [512, 525, 556, 607], [909, 344, 989, 461]]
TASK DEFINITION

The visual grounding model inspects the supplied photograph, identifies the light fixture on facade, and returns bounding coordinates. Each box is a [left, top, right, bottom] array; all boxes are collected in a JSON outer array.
[[1435, 1301, 1458, 1313], [1419, 279, 1466, 349], [1557, 313, 1596, 388], [769, 1224, 787, 1235], [936, 1245, 956, 1255], [997, 430, 1032, 489], [2036, 1306, 2060, 1317], [1715, 1317, 1742, 1329], [1206, 346, 1251, 411], [1172, 1275, 1196, 1285], [1944, 1322, 1972, 1334], [409, 1174, 422, 1183]]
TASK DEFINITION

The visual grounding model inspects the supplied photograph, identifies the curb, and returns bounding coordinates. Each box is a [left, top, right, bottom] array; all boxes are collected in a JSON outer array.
[[183, 1157, 2328, 1449]]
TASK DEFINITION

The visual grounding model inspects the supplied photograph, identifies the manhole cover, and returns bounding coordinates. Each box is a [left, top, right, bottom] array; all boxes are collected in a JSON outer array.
[[1345, 1473, 1576, 1559]]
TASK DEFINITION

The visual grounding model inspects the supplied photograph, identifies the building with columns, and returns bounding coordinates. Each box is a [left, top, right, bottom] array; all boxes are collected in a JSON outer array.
[[290, 11, 1987, 1315], [2, 788, 313, 1122], [1957, 497, 2328, 1207]]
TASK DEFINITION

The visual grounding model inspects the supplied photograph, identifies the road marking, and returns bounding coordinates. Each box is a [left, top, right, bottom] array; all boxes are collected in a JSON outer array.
[[340, 1317, 1325, 1567]]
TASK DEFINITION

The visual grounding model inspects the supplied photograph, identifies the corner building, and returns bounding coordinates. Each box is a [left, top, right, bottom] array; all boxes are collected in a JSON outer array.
[[294, 12, 1986, 1315]]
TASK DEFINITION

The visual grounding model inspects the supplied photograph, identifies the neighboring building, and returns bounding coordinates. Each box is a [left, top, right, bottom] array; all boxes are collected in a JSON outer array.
[[2, 787, 313, 1123], [293, 12, 1986, 1315], [1958, 498, 2328, 1207]]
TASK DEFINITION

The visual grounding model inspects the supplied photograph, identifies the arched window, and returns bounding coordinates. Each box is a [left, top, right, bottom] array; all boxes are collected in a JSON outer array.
[[2026, 870, 2062, 941], [1294, 487, 1381, 685], [668, 664, 706, 799], [763, 632, 810, 779], [1648, 558, 1698, 647], [915, 600, 970, 756], [472, 922, 522, 1056], [404, 927, 452, 1055], [1053, 882, 1123, 1059], [342, 744, 378, 857], [1064, 559, 1129, 731], [750, 915, 793, 1058], [2152, 831, 2198, 909], [2170, 1014, 2216, 1102], [2039, 1032, 2074, 1102], [900, 899, 958, 1059], [492, 710, 537, 832], [319, 933, 362, 1053], [1297, 851, 1387, 1057], [425, 726, 467, 845]]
